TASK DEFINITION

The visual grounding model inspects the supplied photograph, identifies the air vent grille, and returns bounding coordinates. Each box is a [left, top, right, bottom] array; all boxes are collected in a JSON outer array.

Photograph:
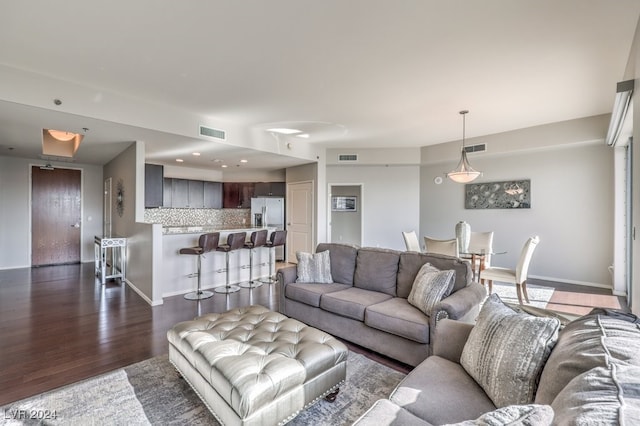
[[464, 143, 486, 154], [199, 125, 226, 140], [338, 154, 358, 162]]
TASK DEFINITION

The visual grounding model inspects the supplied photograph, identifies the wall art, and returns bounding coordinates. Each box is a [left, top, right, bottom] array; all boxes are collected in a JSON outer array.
[[465, 180, 530, 209]]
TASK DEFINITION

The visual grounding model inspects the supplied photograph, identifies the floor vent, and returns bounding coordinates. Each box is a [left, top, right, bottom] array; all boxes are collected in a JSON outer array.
[[464, 143, 486, 154], [338, 154, 358, 162], [199, 125, 226, 140]]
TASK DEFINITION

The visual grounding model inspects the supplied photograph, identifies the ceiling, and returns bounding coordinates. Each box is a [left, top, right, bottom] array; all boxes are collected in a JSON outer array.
[[0, 1, 639, 170]]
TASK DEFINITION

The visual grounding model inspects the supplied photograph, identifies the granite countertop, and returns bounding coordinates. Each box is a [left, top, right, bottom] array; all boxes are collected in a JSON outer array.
[[162, 225, 275, 235]]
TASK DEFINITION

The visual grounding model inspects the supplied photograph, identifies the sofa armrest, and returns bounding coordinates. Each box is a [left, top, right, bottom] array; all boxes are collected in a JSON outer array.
[[432, 318, 474, 363], [277, 265, 298, 313], [429, 282, 485, 345], [431, 282, 485, 324]]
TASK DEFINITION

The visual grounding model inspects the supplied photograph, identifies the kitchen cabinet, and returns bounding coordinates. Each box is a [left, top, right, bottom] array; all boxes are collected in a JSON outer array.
[[171, 179, 189, 208], [188, 180, 204, 208], [204, 181, 222, 208], [223, 182, 255, 208], [254, 182, 285, 197], [163, 178, 172, 207], [144, 164, 164, 208]]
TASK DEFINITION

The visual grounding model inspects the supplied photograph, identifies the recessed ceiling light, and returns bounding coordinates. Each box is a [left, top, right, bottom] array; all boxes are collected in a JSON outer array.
[[192, 152, 201, 156], [176, 158, 184, 163], [267, 128, 302, 135], [240, 159, 248, 163], [221, 164, 228, 168], [296, 133, 310, 139]]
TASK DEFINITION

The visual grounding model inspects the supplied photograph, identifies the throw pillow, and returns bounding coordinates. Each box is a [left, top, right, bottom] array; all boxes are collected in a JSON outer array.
[[407, 263, 455, 316], [460, 294, 561, 408], [443, 404, 554, 426], [296, 250, 333, 283]]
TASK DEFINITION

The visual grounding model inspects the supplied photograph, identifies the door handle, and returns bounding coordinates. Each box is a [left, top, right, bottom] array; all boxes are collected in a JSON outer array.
[[71, 223, 80, 228]]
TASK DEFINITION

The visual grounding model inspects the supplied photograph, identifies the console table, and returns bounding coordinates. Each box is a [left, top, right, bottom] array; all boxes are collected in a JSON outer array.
[[94, 235, 127, 284]]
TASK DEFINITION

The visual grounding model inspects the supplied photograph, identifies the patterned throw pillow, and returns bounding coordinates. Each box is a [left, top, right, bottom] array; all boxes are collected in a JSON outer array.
[[443, 404, 554, 426], [407, 263, 455, 316], [296, 250, 333, 283], [460, 294, 561, 408]]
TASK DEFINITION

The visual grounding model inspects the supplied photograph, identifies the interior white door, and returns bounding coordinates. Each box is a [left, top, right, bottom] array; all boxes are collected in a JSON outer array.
[[286, 181, 314, 263]]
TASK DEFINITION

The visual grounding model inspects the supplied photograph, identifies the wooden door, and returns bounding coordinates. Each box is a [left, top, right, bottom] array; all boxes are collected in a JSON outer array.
[[286, 181, 314, 263], [31, 166, 82, 266]]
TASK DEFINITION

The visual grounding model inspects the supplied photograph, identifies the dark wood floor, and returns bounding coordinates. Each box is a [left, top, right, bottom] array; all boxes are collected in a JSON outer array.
[[0, 263, 629, 406]]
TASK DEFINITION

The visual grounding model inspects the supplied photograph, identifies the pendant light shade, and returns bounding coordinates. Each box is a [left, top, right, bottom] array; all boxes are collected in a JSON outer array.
[[447, 110, 481, 183]]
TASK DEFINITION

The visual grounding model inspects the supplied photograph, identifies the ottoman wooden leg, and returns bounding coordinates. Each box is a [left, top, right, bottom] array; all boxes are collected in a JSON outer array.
[[325, 388, 340, 403]]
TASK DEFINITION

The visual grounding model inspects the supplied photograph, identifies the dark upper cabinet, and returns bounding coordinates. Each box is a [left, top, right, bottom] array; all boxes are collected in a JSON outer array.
[[223, 183, 240, 208], [223, 182, 255, 208], [188, 180, 204, 208], [171, 179, 189, 208], [204, 181, 223, 208], [163, 178, 172, 207], [254, 182, 285, 197], [144, 164, 164, 208]]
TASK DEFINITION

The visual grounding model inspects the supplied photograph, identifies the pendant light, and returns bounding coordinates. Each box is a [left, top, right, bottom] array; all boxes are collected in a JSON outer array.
[[447, 110, 482, 183]]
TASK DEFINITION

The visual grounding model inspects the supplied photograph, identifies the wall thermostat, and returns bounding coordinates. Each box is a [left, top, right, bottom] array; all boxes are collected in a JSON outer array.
[[434, 176, 443, 185]]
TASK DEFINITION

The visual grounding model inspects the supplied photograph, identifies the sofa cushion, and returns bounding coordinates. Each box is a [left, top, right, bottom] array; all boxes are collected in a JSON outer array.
[[285, 282, 351, 307], [407, 263, 455, 316], [320, 287, 392, 321], [390, 356, 496, 425], [296, 250, 333, 283], [353, 248, 400, 296], [444, 404, 554, 426], [460, 294, 561, 408], [316, 243, 359, 285], [365, 298, 430, 344], [353, 399, 434, 426], [398, 252, 472, 297], [535, 308, 640, 405], [551, 365, 640, 425]]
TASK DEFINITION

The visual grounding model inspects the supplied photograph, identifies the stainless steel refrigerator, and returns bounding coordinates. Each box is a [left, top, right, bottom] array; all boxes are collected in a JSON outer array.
[[251, 197, 285, 260]]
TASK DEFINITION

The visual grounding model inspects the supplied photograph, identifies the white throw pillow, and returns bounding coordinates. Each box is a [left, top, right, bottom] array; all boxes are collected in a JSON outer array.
[[407, 263, 455, 316], [460, 294, 561, 408], [296, 250, 333, 283]]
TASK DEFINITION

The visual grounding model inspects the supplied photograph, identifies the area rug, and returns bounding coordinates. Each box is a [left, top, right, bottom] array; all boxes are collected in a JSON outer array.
[[1, 351, 405, 425], [489, 281, 555, 309]]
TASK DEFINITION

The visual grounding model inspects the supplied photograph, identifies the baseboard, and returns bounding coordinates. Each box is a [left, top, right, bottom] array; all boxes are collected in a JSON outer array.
[[124, 279, 163, 306], [529, 274, 611, 290]]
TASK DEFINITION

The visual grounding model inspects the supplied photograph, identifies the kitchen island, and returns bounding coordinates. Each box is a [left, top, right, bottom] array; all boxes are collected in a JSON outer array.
[[161, 226, 277, 298]]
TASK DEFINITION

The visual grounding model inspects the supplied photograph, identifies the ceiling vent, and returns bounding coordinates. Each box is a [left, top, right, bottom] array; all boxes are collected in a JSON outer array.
[[199, 125, 226, 140], [463, 143, 486, 154], [338, 154, 358, 162]]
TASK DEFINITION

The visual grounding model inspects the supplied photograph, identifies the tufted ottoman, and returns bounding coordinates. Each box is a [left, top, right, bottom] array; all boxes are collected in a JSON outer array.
[[167, 305, 348, 426]]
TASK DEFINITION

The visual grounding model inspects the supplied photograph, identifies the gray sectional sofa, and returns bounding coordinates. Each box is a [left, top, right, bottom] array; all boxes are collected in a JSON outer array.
[[277, 243, 486, 367], [354, 299, 640, 425]]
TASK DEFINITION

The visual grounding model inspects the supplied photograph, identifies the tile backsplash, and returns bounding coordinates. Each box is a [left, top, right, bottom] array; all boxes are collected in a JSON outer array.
[[144, 208, 251, 228]]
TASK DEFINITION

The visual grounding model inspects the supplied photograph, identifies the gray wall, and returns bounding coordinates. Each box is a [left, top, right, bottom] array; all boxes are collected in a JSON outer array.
[[0, 156, 103, 269], [330, 185, 362, 245], [326, 165, 421, 250], [421, 143, 614, 287]]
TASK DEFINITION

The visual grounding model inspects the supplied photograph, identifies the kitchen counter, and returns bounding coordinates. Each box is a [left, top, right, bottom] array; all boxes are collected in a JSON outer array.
[[161, 226, 277, 298], [162, 225, 269, 235]]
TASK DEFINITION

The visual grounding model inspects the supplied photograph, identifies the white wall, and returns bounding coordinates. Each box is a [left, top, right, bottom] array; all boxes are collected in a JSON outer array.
[[326, 165, 420, 250], [421, 143, 614, 287], [0, 156, 103, 269]]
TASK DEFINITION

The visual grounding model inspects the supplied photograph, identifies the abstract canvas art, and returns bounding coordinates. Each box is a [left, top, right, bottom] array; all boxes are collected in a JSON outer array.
[[465, 180, 531, 209]]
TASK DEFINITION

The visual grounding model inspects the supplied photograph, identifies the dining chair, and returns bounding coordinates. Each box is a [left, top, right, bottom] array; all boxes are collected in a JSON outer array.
[[479, 236, 540, 304], [424, 236, 459, 257], [402, 231, 422, 252], [467, 231, 494, 281]]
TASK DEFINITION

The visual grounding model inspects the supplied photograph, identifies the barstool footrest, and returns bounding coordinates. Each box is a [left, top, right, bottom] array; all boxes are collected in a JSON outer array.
[[239, 281, 264, 289], [184, 290, 214, 300], [214, 285, 240, 294]]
